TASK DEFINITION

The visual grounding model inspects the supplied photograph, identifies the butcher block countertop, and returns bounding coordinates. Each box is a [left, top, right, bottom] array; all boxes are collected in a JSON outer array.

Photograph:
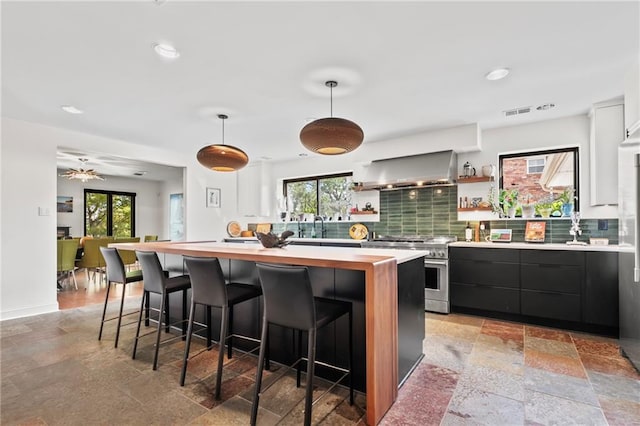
[[110, 240, 427, 425]]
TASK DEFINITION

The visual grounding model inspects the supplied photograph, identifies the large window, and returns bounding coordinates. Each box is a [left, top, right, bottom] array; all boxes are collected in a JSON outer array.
[[85, 189, 136, 237], [284, 173, 353, 219], [499, 147, 579, 217]]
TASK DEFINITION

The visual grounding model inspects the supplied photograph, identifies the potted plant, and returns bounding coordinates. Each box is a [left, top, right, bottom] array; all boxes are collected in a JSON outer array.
[[536, 199, 554, 218], [499, 189, 519, 218], [556, 187, 577, 217], [521, 194, 535, 218]]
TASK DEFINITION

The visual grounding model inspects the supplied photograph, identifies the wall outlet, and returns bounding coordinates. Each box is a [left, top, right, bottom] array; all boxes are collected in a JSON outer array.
[[479, 221, 490, 231]]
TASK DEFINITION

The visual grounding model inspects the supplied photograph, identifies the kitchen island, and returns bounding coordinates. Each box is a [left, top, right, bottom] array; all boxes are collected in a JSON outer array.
[[110, 240, 426, 425]]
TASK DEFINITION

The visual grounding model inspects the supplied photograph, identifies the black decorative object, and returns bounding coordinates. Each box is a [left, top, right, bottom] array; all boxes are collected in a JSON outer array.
[[255, 230, 294, 248]]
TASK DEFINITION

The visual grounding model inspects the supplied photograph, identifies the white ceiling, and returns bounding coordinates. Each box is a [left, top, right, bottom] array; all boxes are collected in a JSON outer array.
[[2, 1, 639, 175]]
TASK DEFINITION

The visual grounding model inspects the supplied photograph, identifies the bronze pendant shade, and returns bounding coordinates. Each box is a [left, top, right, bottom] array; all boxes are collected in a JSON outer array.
[[300, 81, 364, 155], [197, 114, 249, 172]]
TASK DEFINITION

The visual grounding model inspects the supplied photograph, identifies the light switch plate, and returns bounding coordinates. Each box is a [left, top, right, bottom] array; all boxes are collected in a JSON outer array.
[[38, 207, 50, 216]]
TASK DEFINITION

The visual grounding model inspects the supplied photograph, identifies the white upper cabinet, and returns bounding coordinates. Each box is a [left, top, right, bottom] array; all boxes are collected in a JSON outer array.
[[624, 60, 640, 140], [237, 162, 272, 218], [589, 98, 623, 206]]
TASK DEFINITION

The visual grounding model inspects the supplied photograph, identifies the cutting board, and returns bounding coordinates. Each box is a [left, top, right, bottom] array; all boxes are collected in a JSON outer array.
[[256, 223, 271, 234]]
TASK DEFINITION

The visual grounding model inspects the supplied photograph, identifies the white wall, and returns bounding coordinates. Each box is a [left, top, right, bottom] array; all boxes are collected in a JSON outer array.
[[0, 118, 238, 320], [1, 119, 59, 319], [57, 173, 165, 239]]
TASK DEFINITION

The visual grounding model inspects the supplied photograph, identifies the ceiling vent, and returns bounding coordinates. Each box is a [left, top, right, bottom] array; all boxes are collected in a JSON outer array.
[[504, 106, 532, 117]]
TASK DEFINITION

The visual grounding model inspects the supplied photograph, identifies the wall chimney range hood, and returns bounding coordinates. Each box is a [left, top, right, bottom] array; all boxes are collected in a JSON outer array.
[[356, 150, 458, 190]]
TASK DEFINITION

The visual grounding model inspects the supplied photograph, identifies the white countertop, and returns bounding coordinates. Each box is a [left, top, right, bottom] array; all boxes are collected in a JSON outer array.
[[450, 241, 620, 252]]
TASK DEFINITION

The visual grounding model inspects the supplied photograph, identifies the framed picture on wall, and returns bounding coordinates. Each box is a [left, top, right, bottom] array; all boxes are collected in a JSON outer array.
[[206, 187, 221, 208], [57, 196, 73, 213]]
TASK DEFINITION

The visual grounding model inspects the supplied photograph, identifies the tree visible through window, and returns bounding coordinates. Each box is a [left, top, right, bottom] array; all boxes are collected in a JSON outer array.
[[85, 190, 135, 237], [284, 173, 352, 219]]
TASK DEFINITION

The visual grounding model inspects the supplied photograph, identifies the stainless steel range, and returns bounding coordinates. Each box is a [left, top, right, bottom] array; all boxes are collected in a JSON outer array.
[[361, 235, 457, 313]]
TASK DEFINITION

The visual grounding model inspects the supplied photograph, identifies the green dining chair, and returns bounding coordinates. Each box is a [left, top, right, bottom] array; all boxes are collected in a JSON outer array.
[[57, 239, 80, 290], [115, 237, 140, 270], [144, 235, 158, 242]]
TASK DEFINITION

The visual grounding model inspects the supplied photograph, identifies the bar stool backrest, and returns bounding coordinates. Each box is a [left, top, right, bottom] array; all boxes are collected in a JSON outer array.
[[136, 251, 166, 294], [256, 263, 316, 331], [100, 247, 126, 284], [184, 257, 228, 308]]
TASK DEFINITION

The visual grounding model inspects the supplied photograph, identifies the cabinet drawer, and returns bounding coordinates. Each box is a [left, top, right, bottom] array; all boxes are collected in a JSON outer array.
[[521, 250, 584, 266], [520, 264, 581, 293], [451, 259, 519, 288], [451, 283, 520, 314], [521, 290, 581, 322], [450, 247, 519, 263]]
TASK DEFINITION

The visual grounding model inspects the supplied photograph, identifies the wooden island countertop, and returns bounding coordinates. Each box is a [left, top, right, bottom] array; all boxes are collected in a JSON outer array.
[[110, 240, 426, 425]]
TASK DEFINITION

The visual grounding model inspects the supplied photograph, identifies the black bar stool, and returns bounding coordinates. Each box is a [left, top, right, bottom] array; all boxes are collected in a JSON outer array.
[[251, 263, 353, 426], [98, 247, 144, 348], [180, 256, 265, 399], [133, 250, 191, 370]]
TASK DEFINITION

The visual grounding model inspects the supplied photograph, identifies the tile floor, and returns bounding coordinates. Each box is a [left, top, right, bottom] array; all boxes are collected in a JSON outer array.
[[1, 280, 639, 425]]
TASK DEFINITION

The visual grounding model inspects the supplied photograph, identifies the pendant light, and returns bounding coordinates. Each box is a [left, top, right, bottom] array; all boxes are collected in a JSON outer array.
[[299, 80, 364, 155], [197, 114, 249, 172]]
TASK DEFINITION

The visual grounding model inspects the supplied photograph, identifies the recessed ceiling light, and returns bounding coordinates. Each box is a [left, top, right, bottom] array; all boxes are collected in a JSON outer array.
[[133, 171, 147, 176], [485, 68, 510, 81], [153, 43, 180, 59], [61, 105, 84, 114], [298, 153, 308, 157]]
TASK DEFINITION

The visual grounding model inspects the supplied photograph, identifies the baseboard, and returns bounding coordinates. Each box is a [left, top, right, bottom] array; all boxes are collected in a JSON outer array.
[[0, 303, 59, 321]]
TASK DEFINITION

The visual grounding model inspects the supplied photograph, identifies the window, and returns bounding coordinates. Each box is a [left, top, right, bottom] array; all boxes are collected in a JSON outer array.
[[284, 173, 353, 219], [499, 147, 579, 216], [85, 189, 136, 237], [526, 157, 546, 174]]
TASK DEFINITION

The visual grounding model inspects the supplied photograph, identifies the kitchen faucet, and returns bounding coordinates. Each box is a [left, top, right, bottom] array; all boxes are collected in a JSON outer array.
[[297, 220, 304, 238], [313, 216, 326, 238]]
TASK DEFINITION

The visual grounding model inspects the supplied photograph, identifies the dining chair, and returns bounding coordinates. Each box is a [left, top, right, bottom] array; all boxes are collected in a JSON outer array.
[[57, 239, 79, 290]]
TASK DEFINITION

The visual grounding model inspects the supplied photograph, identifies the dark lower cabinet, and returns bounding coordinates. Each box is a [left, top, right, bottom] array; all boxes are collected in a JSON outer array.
[[450, 247, 619, 334], [450, 247, 520, 314], [584, 251, 619, 327]]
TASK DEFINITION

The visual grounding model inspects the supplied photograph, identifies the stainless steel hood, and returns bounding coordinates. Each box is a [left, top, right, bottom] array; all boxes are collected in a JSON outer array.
[[356, 150, 457, 190]]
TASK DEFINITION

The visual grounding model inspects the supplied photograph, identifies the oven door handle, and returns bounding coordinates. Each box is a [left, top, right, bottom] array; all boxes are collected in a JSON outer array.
[[424, 259, 448, 266]]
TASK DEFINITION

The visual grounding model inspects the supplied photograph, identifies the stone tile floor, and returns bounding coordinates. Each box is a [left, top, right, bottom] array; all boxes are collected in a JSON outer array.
[[2, 289, 639, 425]]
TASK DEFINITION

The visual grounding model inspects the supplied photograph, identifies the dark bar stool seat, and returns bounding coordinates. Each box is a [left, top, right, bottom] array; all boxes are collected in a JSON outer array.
[[251, 263, 353, 426], [98, 247, 144, 348], [180, 256, 265, 399], [133, 250, 191, 370]]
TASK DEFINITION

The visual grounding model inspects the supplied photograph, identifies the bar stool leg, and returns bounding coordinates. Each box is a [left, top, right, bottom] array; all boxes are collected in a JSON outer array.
[[98, 281, 113, 341], [164, 294, 171, 333], [180, 299, 196, 386], [182, 289, 188, 339], [216, 305, 228, 400], [250, 316, 269, 426], [227, 306, 234, 359], [132, 291, 146, 359], [297, 330, 303, 387], [144, 291, 150, 327], [114, 282, 127, 348], [206, 305, 212, 349], [303, 328, 316, 426], [153, 292, 167, 370]]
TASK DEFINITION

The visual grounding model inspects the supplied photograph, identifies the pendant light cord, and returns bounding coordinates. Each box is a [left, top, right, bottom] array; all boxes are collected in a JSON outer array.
[[330, 83, 333, 118]]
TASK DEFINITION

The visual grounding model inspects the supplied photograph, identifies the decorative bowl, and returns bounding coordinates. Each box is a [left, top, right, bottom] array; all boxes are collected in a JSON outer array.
[[255, 231, 293, 248]]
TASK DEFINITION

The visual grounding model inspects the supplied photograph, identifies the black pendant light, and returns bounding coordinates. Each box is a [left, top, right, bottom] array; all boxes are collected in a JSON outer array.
[[300, 81, 364, 155], [197, 114, 249, 172]]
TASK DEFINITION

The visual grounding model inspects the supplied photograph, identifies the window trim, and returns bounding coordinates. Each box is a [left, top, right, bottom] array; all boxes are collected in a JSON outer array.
[[283, 172, 353, 216], [84, 189, 136, 237]]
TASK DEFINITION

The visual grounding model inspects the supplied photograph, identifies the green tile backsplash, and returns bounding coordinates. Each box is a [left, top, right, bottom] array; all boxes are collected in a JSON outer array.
[[270, 185, 618, 243]]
